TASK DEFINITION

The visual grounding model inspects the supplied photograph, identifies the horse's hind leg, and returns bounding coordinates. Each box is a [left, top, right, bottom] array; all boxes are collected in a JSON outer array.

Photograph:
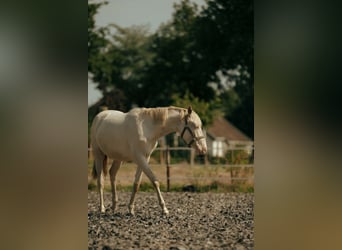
[[94, 152, 106, 213], [128, 166, 143, 215], [109, 160, 122, 212]]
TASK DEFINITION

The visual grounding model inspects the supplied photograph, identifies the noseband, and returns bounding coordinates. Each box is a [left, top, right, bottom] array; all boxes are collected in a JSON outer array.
[[180, 117, 206, 147]]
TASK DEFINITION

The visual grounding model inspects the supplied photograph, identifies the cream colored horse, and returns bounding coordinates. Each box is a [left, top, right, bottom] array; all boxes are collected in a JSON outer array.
[[90, 106, 207, 215]]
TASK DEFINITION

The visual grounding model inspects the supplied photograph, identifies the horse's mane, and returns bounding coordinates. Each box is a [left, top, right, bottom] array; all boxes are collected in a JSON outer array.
[[128, 106, 188, 142], [141, 108, 168, 124], [133, 106, 187, 125]]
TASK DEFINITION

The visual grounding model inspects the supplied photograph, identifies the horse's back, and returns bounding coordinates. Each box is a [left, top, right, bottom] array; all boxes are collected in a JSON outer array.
[[92, 110, 125, 136]]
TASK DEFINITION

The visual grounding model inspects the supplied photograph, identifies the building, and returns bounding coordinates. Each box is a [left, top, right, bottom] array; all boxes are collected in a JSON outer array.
[[206, 117, 253, 157]]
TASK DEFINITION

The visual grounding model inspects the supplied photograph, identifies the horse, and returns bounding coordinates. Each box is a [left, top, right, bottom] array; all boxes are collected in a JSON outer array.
[[90, 106, 207, 215]]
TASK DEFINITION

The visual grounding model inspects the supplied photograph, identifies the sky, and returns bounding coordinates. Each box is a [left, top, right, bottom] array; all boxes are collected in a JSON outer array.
[[88, 0, 206, 106]]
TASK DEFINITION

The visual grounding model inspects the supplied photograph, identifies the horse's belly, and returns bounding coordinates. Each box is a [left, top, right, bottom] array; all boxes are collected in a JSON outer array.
[[107, 148, 132, 161], [105, 141, 157, 161], [97, 136, 132, 161], [101, 147, 132, 161]]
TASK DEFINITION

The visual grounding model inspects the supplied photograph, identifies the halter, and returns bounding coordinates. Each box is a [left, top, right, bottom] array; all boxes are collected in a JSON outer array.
[[180, 116, 206, 147]]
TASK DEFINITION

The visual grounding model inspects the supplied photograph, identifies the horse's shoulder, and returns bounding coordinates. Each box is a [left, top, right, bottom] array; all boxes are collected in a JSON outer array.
[[125, 108, 149, 142]]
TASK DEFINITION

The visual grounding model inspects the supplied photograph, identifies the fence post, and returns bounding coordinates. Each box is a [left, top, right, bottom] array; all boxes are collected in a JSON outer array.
[[166, 146, 170, 192], [160, 148, 164, 164], [190, 148, 194, 166], [250, 146, 254, 164], [231, 148, 234, 164]]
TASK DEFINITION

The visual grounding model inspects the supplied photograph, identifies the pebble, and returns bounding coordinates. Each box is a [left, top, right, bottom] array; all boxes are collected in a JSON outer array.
[[88, 192, 254, 249]]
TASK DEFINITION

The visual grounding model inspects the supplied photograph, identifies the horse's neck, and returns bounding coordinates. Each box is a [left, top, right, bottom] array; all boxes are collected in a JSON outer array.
[[151, 109, 182, 139]]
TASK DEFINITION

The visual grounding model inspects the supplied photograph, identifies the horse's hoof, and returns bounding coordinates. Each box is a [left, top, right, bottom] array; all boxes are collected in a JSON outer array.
[[100, 207, 105, 213], [162, 209, 169, 216]]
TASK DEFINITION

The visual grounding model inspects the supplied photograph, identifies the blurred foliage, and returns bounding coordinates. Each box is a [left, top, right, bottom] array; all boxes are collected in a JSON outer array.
[[88, 0, 253, 138], [171, 90, 222, 127], [88, 1, 110, 74]]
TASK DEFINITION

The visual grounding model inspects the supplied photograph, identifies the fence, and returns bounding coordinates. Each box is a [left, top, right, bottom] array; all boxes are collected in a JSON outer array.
[[88, 146, 254, 191], [159, 146, 254, 191]]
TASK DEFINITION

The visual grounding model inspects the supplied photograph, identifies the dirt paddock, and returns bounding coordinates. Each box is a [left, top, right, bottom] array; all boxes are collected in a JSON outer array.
[[88, 191, 254, 249]]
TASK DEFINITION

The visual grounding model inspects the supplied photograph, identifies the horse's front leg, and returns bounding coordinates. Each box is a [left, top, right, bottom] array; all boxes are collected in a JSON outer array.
[[128, 166, 143, 215], [109, 160, 122, 213], [128, 155, 151, 215], [135, 155, 169, 215]]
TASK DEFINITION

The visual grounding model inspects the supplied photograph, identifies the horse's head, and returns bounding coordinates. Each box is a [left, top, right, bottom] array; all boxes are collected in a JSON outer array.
[[179, 106, 207, 155]]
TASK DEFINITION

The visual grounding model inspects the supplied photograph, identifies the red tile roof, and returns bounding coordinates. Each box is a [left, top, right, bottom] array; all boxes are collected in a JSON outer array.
[[206, 117, 251, 142]]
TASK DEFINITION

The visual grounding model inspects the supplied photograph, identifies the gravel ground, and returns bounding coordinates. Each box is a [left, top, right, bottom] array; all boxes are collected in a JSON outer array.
[[88, 191, 254, 250]]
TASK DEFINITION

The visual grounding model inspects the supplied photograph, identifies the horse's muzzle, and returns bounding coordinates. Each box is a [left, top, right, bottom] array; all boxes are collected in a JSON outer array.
[[197, 146, 207, 155], [201, 148, 207, 155]]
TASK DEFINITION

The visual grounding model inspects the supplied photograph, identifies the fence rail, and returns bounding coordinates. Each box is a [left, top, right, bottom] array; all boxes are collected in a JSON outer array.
[[88, 146, 254, 191]]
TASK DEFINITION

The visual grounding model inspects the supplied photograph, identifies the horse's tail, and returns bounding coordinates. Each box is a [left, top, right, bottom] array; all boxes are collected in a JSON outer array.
[[92, 155, 108, 179], [103, 156, 108, 176], [92, 161, 97, 179]]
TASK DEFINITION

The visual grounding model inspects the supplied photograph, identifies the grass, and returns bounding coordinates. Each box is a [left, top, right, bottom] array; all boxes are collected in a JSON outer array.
[[88, 181, 254, 193], [88, 159, 254, 193]]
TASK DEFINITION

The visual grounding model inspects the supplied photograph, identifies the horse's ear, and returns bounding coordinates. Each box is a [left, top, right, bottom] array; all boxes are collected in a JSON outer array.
[[187, 106, 192, 115]]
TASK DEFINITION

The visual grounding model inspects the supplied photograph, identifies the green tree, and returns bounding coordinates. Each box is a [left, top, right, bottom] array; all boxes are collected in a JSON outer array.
[[88, 0, 155, 110], [194, 0, 253, 76], [88, 0, 254, 138], [137, 0, 216, 107], [88, 1, 109, 74], [106, 24, 155, 105], [193, 0, 254, 138], [171, 91, 222, 127]]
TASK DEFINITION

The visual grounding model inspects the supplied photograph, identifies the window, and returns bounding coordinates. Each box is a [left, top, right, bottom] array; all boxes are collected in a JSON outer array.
[[212, 140, 223, 157]]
